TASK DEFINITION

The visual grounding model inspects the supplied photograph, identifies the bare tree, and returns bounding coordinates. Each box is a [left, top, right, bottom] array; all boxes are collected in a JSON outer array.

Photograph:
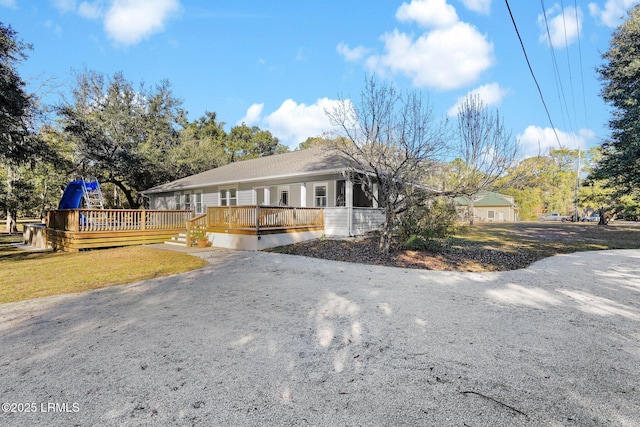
[[326, 76, 448, 253], [451, 94, 519, 225]]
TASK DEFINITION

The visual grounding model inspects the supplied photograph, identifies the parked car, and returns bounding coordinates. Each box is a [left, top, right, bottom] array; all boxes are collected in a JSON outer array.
[[581, 215, 600, 222], [538, 213, 571, 222]]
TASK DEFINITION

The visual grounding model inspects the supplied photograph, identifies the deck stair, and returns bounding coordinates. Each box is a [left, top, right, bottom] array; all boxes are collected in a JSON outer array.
[[165, 233, 188, 247]]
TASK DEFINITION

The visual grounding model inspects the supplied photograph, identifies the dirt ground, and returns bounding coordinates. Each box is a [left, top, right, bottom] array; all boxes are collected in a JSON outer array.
[[1, 248, 639, 426]]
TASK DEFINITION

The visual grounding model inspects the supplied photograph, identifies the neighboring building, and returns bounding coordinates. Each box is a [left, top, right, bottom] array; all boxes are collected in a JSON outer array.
[[455, 191, 519, 222], [144, 147, 385, 237]]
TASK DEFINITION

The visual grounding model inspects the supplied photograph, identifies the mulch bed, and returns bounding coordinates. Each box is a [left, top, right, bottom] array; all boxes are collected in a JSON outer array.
[[269, 236, 541, 272]]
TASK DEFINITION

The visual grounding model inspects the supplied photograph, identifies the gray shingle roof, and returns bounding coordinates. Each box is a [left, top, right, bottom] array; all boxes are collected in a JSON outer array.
[[145, 147, 350, 193]]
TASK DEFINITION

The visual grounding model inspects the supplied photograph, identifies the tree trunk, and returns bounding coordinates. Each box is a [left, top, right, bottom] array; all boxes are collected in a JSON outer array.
[[379, 210, 395, 253], [468, 199, 475, 226], [109, 179, 138, 208], [5, 165, 17, 233], [598, 207, 607, 225]]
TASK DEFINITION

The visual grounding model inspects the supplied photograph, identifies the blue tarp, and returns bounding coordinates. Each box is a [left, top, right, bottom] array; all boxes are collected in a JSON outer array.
[[57, 180, 99, 209]]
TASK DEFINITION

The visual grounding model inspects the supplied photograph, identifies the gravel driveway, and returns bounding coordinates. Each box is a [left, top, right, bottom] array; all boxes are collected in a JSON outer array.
[[1, 249, 639, 426]]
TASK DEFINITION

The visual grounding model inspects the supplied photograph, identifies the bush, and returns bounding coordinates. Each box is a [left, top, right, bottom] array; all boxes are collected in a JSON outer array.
[[401, 234, 450, 252], [398, 199, 458, 252], [398, 198, 458, 241]]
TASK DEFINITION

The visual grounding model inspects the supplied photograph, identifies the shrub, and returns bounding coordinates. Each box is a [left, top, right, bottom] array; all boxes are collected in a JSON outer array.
[[398, 198, 458, 243]]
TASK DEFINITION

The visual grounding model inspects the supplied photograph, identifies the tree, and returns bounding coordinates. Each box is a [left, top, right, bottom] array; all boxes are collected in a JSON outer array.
[[590, 5, 640, 199], [327, 76, 449, 253], [172, 111, 228, 177], [1, 22, 52, 231], [0, 22, 38, 164], [451, 94, 519, 224], [225, 123, 286, 162], [497, 149, 585, 220], [58, 70, 186, 208]]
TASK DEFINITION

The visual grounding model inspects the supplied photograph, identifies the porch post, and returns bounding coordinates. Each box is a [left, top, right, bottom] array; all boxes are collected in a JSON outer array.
[[346, 180, 353, 236], [256, 205, 260, 234], [300, 183, 307, 207], [372, 183, 379, 208]]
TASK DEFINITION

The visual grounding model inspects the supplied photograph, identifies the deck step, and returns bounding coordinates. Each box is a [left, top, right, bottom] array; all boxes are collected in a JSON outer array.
[[164, 233, 188, 247]]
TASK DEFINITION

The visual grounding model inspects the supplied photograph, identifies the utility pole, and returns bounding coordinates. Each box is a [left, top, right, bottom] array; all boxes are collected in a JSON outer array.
[[574, 148, 580, 222]]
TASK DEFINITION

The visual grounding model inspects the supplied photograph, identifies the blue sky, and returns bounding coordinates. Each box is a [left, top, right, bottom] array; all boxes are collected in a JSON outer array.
[[3, 0, 639, 157]]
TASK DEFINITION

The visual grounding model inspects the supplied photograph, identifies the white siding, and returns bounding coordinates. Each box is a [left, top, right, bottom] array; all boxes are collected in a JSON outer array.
[[352, 208, 385, 235], [324, 207, 384, 236], [203, 189, 218, 207], [324, 207, 350, 236], [238, 189, 254, 205]]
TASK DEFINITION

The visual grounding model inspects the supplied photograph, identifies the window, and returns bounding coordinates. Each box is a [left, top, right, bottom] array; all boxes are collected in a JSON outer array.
[[184, 193, 192, 212], [194, 192, 203, 214], [278, 186, 290, 206], [314, 185, 327, 207], [488, 210, 495, 220], [174, 193, 181, 210], [336, 180, 346, 207], [220, 188, 237, 206]]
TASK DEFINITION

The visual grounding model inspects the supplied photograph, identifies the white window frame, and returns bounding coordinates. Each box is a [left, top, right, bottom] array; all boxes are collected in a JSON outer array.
[[184, 193, 192, 212], [314, 182, 328, 207], [194, 191, 203, 215], [174, 192, 182, 210], [220, 188, 237, 206]]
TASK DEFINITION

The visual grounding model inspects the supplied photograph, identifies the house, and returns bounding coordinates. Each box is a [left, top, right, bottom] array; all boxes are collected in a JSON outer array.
[[455, 191, 519, 222], [143, 147, 385, 248]]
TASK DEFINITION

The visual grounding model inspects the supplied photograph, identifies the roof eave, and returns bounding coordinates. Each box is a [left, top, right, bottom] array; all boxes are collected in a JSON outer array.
[[143, 168, 352, 194]]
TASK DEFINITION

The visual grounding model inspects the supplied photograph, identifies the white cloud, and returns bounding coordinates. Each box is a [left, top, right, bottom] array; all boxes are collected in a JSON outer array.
[[367, 23, 493, 90], [538, 5, 583, 48], [336, 43, 370, 62], [296, 47, 310, 62], [78, 1, 103, 19], [589, 0, 640, 27], [44, 19, 64, 37], [447, 82, 508, 116], [461, 0, 491, 15], [396, 0, 458, 28], [52, 0, 77, 13], [104, 0, 181, 46], [341, 0, 493, 91], [244, 98, 343, 147], [0, 0, 17, 9], [238, 103, 264, 125], [517, 125, 595, 157]]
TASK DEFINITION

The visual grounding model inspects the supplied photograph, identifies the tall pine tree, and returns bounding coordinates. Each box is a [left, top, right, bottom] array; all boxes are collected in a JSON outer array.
[[591, 5, 640, 198]]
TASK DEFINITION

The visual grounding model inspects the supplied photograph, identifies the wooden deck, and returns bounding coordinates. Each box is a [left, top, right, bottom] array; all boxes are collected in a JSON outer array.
[[46, 209, 192, 251], [186, 206, 324, 244], [46, 206, 324, 251]]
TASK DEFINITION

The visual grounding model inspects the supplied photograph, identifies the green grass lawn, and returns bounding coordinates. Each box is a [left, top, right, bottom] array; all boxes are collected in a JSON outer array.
[[0, 234, 207, 304]]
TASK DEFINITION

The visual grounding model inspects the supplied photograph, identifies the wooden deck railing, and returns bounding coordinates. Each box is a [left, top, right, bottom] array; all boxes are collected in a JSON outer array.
[[203, 206, 324, 230], [47, 209, 193, 233], [46, 207, 323, 250]]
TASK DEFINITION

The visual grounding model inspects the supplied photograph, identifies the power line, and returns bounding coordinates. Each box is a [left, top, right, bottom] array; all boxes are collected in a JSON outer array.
[[574, 0, 589, 129], [540, 0, 572, 148], [559, 0, 580, 136], [504, 0, 562, 149]]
